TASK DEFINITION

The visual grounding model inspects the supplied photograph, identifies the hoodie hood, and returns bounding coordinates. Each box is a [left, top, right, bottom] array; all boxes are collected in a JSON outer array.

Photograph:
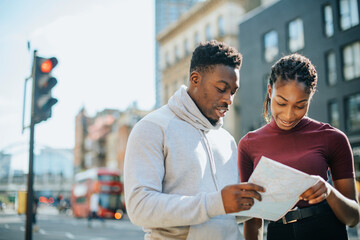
[[168, 85, 223, 131]]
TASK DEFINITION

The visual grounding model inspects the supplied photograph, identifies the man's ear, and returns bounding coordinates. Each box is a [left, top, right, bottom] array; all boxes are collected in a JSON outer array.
[[189, 71, 201, 86]]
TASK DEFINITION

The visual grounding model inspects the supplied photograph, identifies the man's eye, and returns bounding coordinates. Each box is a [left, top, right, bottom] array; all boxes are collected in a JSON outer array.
[[276, 102, 286, 106], [296, 105, 305, 109], [217, 88, 226, 93]]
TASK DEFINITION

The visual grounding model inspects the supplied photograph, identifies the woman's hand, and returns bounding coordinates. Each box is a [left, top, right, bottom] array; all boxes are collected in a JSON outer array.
[[300, 176, 332, 204], [300, 177, 360, 226]]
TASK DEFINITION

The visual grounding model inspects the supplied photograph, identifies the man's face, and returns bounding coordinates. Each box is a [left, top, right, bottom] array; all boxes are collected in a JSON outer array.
[[191, 64, 240, 125]]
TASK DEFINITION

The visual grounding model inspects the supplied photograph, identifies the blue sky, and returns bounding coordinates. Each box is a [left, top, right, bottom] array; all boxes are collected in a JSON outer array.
[[0, 0, 155, 155]]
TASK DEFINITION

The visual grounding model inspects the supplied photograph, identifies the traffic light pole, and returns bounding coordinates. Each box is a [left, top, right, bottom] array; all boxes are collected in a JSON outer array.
[[25, 50, 37, 240], [24, 50, 58, 240], [25, 110, 35, 240]]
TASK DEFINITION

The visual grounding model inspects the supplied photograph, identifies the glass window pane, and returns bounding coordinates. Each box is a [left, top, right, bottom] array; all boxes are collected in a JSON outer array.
[[206, 24, 212, 41], [326, 51, 337, 86], [354, 42, 360, 77], [340, 0, 359, 30], [194, 32, 199, 46], [340, 0, 351, 30], [343, 41, 360, 81], [324, 5, 334, 37], [350, 0, 360, 26], [165, 52, 170, 67], [218, 16, 225, 37], [329, 101, 340, 128], [184, 39, 189, 56], [346, 93, 360, 132], [264, 30, 279, 62], [288, 18, 304, 52]]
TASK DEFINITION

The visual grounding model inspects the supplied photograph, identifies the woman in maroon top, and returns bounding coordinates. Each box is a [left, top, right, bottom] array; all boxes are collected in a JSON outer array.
[[239, 53, 360, 240]]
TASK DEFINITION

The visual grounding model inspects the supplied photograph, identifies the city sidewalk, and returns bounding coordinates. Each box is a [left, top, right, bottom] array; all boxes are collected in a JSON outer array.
[[2, 206, 360, 239]]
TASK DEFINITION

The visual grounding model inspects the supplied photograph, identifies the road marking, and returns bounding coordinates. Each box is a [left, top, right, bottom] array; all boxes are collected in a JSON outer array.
[[65, 232, 75, 239], [39, 229, 46, 234], [20, 226, 25, 231], [4, 224, 9, 229]]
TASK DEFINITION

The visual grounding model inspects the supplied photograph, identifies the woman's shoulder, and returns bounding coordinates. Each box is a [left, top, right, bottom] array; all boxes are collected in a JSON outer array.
[[240, 123, 271, 143], [305, 117, 342, 132], [305, 117, 349, 141]]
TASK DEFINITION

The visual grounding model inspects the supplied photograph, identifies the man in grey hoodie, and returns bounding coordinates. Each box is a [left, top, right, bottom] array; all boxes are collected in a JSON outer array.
[[124, 40, 265, 240]]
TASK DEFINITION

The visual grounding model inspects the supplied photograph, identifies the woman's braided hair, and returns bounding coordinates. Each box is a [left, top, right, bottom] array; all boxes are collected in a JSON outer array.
[[263, 53, 318, 122]]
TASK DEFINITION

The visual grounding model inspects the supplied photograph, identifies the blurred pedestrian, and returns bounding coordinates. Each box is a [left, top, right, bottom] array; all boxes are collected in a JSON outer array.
[[87, 191, 104, 228], [33, 194, 39, 232], [124, 40, 265, 240], [239, 53, 360, 240]]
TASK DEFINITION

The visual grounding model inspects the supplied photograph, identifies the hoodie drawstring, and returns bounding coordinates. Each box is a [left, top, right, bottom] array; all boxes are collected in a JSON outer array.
[[199, 129, 219, 191]]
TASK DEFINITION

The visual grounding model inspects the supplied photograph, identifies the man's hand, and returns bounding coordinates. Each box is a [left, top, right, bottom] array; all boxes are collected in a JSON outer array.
[[221, 183, 265, 213]]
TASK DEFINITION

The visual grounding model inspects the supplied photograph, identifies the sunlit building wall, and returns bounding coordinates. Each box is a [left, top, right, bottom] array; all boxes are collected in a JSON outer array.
[[157, 0, 261, 141], [155, 0, 204, 108]]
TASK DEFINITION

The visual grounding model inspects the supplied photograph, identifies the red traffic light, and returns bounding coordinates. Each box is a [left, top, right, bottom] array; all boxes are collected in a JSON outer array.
[[40, 57, 58, 73], [40, 60, 53, 73]]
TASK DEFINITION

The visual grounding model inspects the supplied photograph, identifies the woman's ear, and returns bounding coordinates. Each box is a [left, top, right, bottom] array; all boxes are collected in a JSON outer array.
[[267, 84, 272, 99]]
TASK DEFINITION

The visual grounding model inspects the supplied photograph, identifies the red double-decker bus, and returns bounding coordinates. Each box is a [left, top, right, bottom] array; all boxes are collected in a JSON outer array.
[[71, 168, 124, 219]]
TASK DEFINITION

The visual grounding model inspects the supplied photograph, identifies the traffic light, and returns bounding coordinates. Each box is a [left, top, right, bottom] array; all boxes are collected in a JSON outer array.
[[33, 56, 58, 124]]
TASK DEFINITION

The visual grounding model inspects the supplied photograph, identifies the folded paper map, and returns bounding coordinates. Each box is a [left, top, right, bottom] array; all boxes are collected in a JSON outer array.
[[234, 156, 320, 221]]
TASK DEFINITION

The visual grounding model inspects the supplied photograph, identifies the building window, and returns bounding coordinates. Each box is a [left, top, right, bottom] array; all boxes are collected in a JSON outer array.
[[346, 93, 360, 132], [184, 39, 190, 56], [218, 16, 225, 37], [339, 0, 359, 31], [194, 32, 199, 46], [206, 24, 212, 41], [165, 52, 170, 68], [264, 30, 279, 62], [323, 4, 334, 37], [329, 100, 340, 128], [288, 18, 305, 52], [174, 45, 180, 61], [326, 51, 337, 86], [343, 41, 360, 81]]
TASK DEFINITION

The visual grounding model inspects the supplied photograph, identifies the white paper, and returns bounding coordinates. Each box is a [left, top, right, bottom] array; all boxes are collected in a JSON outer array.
[[234, 156, 320, 221]]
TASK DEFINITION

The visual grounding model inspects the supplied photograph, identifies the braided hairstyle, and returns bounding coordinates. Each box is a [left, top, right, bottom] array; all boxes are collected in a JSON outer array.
[[190, 40, 242, 74], [263, 53, 318, 122]]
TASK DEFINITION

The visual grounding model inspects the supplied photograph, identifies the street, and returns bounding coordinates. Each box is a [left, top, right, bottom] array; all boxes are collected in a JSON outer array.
[[0, 205, 144, 240], [1, 205, 360, 240]]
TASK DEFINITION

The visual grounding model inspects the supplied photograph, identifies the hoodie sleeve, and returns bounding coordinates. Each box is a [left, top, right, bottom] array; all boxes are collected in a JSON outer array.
[[124, 119, 225, 228]]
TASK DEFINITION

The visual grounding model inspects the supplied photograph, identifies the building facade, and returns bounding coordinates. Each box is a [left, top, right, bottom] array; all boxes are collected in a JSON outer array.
[[74, 105, 148, 174], [155, 0, 203, 108], [74, 108, 92, 172], [238, 0, 360, 173], [157, 0, 261, 141]]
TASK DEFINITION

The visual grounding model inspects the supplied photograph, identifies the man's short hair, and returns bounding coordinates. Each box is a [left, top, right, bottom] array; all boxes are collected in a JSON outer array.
[[190, 40, 242, 74]]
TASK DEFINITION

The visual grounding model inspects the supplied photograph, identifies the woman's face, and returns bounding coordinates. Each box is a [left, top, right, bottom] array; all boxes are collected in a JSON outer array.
[[269, 79, 311, 130]]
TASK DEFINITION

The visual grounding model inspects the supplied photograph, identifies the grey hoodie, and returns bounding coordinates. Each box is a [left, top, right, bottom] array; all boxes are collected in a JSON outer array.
[[124, 86, 241, 239]]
